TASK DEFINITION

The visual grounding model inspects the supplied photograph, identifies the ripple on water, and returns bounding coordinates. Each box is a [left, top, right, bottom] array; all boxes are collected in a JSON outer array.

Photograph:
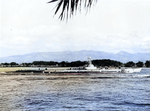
[[0, 68, 150, 110]]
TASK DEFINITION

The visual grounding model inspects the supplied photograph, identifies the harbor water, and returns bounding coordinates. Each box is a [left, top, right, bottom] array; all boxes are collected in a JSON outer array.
[[0, 68, 150, 111]]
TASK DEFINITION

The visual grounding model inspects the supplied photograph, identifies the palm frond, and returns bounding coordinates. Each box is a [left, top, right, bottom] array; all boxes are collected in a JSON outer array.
[[48, 0, 97, 20]]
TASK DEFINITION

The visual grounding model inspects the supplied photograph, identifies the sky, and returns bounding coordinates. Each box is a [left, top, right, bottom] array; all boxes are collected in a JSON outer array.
[[1, 0, 150, 57]]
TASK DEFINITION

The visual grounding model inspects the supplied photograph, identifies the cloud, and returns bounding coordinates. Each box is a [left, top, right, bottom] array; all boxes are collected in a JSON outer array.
[[1, 0, 150, 57]]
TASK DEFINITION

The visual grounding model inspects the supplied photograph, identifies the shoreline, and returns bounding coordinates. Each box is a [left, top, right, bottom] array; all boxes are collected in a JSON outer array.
[[0, 67, 147, 75]]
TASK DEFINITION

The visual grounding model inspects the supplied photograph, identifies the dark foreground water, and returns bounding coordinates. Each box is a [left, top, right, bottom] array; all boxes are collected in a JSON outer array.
[[0, 68, 150, 111]]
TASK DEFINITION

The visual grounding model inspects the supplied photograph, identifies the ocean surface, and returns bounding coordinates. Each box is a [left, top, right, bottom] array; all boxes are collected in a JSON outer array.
[[0, 68, 150, 111]]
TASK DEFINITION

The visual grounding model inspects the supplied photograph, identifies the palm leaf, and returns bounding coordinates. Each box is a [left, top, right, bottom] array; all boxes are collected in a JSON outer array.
[[48, 0, 97, 20]]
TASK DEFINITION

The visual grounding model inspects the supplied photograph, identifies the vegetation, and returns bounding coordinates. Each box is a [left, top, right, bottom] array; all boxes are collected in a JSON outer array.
[[124, 61, 135, 67], [59, 61, 87, 67], [1, 59, 150, 67], [48, 0, 97, 20], [145, 60, 150, 67], [92, 59, 123, 67], [32, 61, 59, 66], [136, 61, 144, 67]]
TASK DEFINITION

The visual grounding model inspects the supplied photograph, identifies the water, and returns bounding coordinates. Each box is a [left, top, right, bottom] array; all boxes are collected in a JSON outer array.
[[0, 68, 150, 111]]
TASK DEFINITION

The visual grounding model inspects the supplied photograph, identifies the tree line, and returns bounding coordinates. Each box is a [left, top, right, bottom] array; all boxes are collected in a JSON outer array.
[[0, 60, 150, 67]]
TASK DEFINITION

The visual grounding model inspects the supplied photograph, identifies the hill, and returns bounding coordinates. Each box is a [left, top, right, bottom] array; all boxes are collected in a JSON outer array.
[[0, 50, 149, 63]]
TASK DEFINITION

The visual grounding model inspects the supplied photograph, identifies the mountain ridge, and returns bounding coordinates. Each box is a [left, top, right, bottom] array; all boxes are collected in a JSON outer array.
[[0, 50, 150, 63]]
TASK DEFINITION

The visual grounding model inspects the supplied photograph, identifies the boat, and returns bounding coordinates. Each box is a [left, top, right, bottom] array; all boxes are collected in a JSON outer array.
[[123, 67, 142, 73], [60, 57, 100, 73], [15, 57, 141, 74], [59, 57, 142, 74]]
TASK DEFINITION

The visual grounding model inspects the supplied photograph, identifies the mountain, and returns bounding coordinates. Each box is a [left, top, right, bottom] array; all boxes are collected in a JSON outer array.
[[0, 50, 150, 63]]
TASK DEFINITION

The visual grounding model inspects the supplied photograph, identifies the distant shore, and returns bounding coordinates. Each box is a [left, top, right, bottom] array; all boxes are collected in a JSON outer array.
[[0, 67, 147, 75], [0, 67, 70, 75]]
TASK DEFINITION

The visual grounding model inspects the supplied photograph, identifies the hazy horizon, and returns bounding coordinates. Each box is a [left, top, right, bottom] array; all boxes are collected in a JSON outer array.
[[1, 0, 150, 57], [1, 50, 150, 58]]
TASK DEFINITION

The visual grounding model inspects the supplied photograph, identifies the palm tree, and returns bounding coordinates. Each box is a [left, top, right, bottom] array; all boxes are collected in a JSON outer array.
[[48, 0, 97, 20]]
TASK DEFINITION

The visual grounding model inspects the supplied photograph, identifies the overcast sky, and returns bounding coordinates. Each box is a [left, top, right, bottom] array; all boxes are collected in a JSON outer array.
[[1, 0, 150, 57]]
